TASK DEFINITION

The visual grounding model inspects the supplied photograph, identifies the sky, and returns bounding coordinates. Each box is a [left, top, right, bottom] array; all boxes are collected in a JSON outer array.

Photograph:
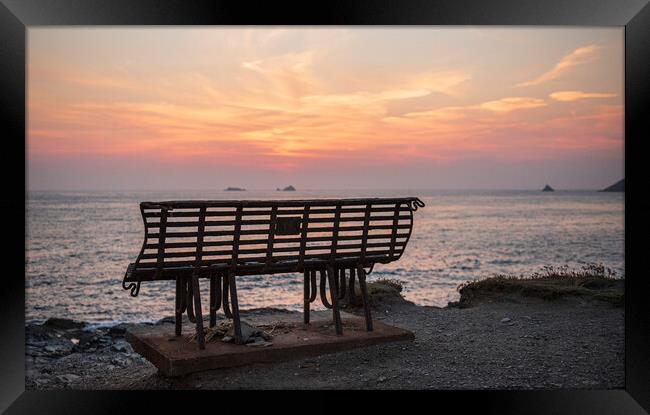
[[27, 27, 624, 190]]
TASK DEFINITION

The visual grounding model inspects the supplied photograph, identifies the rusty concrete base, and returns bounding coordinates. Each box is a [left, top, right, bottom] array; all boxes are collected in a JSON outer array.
[[126, 311, 414, 377]]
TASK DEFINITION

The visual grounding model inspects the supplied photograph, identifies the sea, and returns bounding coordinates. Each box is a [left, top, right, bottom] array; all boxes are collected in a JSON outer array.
[[26, 189, 624, 327]]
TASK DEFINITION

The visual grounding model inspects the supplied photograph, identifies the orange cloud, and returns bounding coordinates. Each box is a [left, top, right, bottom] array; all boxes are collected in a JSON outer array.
[[549, 90, 617, 101], [399, 97, 546, 121], [517, 44, 600, 87], [477, 97, 547, 112]]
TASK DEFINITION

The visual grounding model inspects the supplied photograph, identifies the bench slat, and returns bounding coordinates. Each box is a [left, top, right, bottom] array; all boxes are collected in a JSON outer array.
[[143, 206, 411, 218], [146, 224, 411, 239], [138, 241, 407, 260], [126, 252, 400, 281], [135, 249, 403, 269], [142, 197, 419, 209], [143, 232, 410, 250], [145, 215, 411, 228]]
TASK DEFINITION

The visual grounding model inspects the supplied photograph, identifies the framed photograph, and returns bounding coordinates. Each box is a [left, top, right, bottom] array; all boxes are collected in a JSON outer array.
[[1, 0, 648, 413]]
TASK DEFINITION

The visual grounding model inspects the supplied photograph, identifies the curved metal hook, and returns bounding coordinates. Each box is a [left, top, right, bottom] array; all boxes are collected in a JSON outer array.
[[348, 267, 358, 305], [408, 198, 426, 212], [122, 279, 141, 297], [309, 270, 318, 303], [364, 263, 375, 276], [337, 268, 347, 300], [186, 278, 196, 323], [222, 275, 233, 318], [319, 269, 332, 309]]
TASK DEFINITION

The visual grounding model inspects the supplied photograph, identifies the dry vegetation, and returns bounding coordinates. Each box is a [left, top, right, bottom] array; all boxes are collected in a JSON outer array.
[[452, 263, 624, 308]]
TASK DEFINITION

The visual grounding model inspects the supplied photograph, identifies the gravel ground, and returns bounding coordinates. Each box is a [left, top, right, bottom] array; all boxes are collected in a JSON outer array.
[[26, 290, 623, 390]]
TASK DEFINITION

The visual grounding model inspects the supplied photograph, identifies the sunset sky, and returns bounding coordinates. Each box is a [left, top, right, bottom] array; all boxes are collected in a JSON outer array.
[[28, 27, 623, 190]]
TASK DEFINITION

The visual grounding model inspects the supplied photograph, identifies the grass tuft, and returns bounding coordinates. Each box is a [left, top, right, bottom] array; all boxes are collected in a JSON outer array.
[[372, 278, 405, 293]]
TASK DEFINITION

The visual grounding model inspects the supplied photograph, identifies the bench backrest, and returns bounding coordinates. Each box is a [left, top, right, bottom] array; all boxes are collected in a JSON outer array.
[[129, 197, 424, 280]]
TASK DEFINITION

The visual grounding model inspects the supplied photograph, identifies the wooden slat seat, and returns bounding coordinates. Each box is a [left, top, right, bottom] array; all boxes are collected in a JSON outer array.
[[122, 197, 425, 349]]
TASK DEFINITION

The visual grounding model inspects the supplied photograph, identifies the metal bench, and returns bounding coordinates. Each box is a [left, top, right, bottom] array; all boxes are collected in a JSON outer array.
[[122, 197, 425, 349]]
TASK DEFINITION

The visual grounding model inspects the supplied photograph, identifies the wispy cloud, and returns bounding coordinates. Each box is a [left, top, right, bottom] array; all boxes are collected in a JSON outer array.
[[517, 44, 600, 87], [478, 97, 547, 112], [549, 90, 617, 102], [402, 97, 546, 120], [408, 71, 472, 97]]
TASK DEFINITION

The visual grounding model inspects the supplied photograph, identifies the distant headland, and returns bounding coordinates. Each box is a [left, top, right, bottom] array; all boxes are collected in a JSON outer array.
[[600, 179, 624, 192], [224, 187, 246, 191]]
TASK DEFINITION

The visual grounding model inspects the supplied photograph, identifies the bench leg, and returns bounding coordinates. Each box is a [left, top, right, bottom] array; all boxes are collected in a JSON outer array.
[[303, 271, 310, 325], [326, 266, 343, 335], [209, 275, 222, 328], [191, 273, 206, 349], [228, 273, 244, 345], [356, 265, 373, 332]]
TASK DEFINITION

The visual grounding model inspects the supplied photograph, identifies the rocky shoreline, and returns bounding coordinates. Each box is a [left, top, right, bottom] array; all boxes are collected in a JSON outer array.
[[26, 279, 624, 390]]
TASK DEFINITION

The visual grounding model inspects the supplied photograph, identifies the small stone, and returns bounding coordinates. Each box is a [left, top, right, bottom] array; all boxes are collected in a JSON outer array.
[[500, 317, 512, 323], [378, 376, 387, 382]]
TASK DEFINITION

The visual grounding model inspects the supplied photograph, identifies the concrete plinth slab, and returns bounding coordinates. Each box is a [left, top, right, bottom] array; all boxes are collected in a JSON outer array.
[[126, 311, 414, 377]]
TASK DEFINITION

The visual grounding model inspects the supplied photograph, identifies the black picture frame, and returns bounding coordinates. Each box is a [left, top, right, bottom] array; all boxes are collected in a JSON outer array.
[[1, 0, 648, 413]]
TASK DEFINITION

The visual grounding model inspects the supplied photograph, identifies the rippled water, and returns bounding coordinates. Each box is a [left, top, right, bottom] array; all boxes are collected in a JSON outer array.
[[26, 189, 624, 325]]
